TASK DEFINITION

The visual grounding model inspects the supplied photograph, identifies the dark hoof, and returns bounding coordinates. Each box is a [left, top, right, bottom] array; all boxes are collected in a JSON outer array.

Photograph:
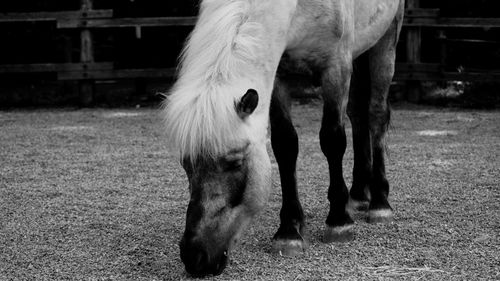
[[323, 225, 354, 243], [367, 209, 394, 224], [271, 239, 308, 256], [348, 197, 369, 214]]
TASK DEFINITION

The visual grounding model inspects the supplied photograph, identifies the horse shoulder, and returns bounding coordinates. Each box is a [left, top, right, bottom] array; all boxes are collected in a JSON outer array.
[[287, 0, 348, 50], [277, 0, 354, 82]]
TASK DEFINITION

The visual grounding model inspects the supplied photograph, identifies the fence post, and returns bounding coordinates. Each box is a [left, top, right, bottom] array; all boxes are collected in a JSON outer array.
[[406, 0, 422, 102], [79, 0, 94, 106], [437, 29, 447, 88]]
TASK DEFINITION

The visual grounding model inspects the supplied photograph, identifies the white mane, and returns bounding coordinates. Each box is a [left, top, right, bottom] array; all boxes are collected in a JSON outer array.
[[163, 0, 264, 160]]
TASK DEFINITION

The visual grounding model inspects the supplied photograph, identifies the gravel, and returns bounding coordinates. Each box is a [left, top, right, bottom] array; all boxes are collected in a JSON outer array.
[[0, 103, 498, 280]]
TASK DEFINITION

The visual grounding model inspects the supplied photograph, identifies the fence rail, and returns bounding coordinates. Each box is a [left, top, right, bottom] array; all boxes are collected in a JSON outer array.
[[0, 10, 113, 22], [394, 63, 500, 82], [0, 1, 498, 104], [57, 16, 197, 29], [0, 63, 114, 73]]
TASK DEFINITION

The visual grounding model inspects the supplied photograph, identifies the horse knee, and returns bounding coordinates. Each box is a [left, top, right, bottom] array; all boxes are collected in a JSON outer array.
[[348, 105, 368, 128], [320, 123, 346, 159], [369, 105, 390, 134]]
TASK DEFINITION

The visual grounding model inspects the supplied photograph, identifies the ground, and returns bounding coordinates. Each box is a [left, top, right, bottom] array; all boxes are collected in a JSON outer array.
[[0, 102, 499, 280]]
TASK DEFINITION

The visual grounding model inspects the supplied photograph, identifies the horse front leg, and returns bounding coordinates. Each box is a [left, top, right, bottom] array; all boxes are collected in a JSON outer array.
[[270, 80, 307, 256], [320, 59, 355, 243]]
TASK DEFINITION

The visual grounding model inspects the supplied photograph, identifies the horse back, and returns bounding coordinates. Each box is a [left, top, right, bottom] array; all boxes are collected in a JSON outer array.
[[286, 0, 404, 58]]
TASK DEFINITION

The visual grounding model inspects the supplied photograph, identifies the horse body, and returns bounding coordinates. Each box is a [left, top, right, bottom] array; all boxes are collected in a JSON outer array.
[[285, 0, 401, 74], [163, 0, 404, 276], [272, 0, 404, 254]]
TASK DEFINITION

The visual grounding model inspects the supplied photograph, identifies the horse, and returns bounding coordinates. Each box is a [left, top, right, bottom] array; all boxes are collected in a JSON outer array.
[[163, 0, 405, 276]]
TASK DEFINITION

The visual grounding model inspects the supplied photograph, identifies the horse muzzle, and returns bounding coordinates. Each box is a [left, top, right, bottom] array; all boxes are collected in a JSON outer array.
[[179, 236, 229, 277]]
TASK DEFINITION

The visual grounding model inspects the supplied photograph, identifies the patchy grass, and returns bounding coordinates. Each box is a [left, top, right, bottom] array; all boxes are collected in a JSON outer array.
[[0, 103, 499, 280]]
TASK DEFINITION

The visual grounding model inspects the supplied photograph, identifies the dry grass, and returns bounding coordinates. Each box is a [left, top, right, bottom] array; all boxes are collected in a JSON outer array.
[[0, 102, 499, 280]]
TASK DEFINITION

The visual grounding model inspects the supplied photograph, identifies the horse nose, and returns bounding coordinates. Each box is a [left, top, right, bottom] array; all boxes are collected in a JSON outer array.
[[179, 237, 228, 276], [184, 247, 209, 274]]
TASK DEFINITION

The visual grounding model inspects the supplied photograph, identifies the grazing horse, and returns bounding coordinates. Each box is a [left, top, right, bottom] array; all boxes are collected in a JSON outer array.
[[163, 0, 405, 276]]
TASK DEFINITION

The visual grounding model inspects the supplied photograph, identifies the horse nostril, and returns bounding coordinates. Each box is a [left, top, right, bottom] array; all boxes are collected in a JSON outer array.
[[180, 240, 210, 275], [179, 235, 229, 276], [192, 248, 208, 273]]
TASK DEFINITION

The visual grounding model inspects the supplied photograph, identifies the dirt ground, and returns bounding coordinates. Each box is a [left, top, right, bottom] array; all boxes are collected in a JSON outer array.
[[0, 102, 499, 280]]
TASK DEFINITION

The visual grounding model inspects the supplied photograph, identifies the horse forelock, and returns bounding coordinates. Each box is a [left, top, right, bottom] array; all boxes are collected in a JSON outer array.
[[163, 0, 264, 161], [164, 85, 243, 161]]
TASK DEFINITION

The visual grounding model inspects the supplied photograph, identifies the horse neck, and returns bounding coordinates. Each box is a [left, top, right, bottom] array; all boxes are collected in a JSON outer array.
[[245, 0, 297, 98], [239, 1, 297, 141]]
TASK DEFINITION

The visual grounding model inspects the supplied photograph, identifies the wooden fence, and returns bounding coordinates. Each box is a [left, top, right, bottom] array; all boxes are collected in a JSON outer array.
[[1, 0, 499, 104]]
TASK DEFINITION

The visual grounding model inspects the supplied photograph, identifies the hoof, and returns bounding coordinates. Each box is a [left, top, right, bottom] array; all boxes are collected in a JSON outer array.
[[271, 239, 308, 257], [348, 197, 369, 214], [368, 209, 394, 224], [323, 225, 354, 243]]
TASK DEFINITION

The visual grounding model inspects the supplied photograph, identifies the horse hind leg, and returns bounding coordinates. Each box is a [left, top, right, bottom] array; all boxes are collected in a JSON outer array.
[[347, 52, 372, 215], [365, 22, 400, 224], [270, 79, 307, 256], [320, 58, 355, 243]]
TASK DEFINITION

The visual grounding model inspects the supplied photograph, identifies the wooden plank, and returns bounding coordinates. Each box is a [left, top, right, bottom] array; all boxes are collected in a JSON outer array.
[[2, 62, 494, 83], [405, 0, 422, 102], [396, 63, 441, 72], [4, 10, 498, 29], [437, 30, 447, 87], [79, 0, 95, 106], [0, 63, 113, 73], [58, 65, 500, 82], [395, 63, 445, 81], [394, 63, 500, 82], [394, 71, 500, 82], [0, 10, 113, 22], [444, 38, 498, 44], [53, 14, 500, 30], [58, 16, 197, 29], [405, 8, 440, 18], [405, 17, 500, 28], [58, 68, 176, 80]]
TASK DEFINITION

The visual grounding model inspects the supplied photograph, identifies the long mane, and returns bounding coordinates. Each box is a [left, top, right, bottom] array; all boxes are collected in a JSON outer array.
[[163, 0, 263, 160]]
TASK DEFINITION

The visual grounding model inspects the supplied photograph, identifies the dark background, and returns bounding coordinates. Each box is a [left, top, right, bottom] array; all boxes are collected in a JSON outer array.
[[0, 0, 498, 107]]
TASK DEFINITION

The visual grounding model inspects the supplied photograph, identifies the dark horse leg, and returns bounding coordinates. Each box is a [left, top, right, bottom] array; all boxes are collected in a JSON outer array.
[[348, 7, 404, 223], [365, 20, 401, 223], [270, 79, 307, 256], [347, 53, 372, 212], [320, 57, 355, 243]]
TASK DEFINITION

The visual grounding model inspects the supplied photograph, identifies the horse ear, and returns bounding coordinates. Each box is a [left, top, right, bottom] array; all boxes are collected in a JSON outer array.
[[236, 89, 259, 119]]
